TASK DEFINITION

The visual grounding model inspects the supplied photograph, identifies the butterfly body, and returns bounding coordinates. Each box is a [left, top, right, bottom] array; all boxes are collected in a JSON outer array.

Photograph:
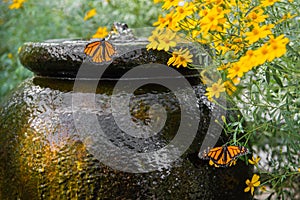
[[84, 39, 116, 63], [199, 146, 248, 167]]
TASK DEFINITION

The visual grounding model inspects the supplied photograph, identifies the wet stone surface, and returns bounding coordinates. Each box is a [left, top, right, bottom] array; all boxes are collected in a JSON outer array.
[[0, 39, 252, 199], [18, 39, 200, 79]]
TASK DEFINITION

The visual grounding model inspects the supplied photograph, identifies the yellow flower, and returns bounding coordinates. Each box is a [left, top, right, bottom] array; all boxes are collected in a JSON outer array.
[[248, 156, 261, 165], [232, 77, 240, 85], [168, 51, 179, 65], [227, 62, 246, 79], [244, 174, 261, 195], [180, 17, 198, 31], [246, 8, 268, 25], [214, 42, 230, 55], [230, 37, 246, 54], [173, 2, 195, 22], [154, 10, 180, 31], [199, 8, 208, 18], [192, 30, 212, 43], [260, 185, 267, 192], [205, 79, 225, 101], [167, 48, 193, 68], [254, 43, 269, 65], [245, 24, 274, 44], [298, 168, 300, 172], [244, 49, 257, 65], [92, 27, 108, 38], [267, 34, 289, 61], [147, 28, 164, 50], [7, 53, 13, 59], [199, 6, 227, 34], [157, 29, 177, 52], [277, 12, 297, 24], [217, 63, 230, 71], [223, 80, 236, 95], [200, 70, 213, 85], [237, 49, 259, 73], [153, 15, 168, 28], [162, 0, 180, 10], [261, 0, 280, 7], [9, 0, 26, 10], [84, 8, 97, 21]]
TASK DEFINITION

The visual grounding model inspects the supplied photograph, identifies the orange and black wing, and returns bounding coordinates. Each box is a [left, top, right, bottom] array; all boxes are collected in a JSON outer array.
[[200, 146, 248, 167], [84, 40, 116, 63]]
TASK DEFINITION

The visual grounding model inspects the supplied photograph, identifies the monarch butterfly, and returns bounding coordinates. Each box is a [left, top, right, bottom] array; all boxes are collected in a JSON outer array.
[[84, 39, 116, 63], [199, 146, 249, 167]]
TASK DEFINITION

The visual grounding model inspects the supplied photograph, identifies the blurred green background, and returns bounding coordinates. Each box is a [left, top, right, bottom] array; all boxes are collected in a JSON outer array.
[[0, 0, 160, 98]]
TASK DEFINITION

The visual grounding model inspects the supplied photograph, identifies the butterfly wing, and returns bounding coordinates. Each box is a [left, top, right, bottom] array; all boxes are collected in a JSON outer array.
[[201, 146, 222, 160], [206, 146, 230, 166], [200, 146, 248, 167], [84, 40, 116, 63], [101, 41, 116, 62], [92, 43, 106, 63], [226, 146, 248, 158], [84, 41, 101, 57]]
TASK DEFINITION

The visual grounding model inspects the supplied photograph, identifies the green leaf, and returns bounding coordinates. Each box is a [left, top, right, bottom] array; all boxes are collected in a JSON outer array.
[[266, 67, 270, 84], [273, 73, 283, 87], [273, 64, 284, 71]]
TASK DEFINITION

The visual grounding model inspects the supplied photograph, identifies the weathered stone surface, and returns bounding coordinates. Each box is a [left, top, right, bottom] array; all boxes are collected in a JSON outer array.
[[19, 39, 199, 78], [0, 39, 252, 200]]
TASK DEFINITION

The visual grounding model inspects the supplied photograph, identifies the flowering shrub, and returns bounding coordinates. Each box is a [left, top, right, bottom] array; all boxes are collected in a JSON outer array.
[[147, 0, 299, 198], [1, 0, 299, 198]]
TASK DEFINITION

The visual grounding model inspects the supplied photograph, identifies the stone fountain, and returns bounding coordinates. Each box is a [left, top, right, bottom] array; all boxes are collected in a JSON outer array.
[[0, 27, 252, 199]]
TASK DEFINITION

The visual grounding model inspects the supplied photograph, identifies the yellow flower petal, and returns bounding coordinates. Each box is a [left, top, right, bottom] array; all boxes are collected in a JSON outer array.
[[249, 156, 261, 165], [252, 174, 260, 183], [84, 8, 97, 21], [205, 79, 225, 101], [244, 186, 250, 192], [253, 181, 261, 187], [245, 179, 251, 185], [167, 48, 193, 68], [260, 186, 267, 192], [92, 27, 108, 39], [7, 53, 13, 59]]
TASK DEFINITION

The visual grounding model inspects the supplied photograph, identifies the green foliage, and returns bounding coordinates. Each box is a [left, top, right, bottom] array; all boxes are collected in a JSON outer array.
[[0, 0, 160, 97], [149, 0, 299, 198], [230, 2, 300, 198]]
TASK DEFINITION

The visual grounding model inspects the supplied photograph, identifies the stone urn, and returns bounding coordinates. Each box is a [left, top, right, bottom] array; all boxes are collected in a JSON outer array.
[[0, 37, 252, 199]]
